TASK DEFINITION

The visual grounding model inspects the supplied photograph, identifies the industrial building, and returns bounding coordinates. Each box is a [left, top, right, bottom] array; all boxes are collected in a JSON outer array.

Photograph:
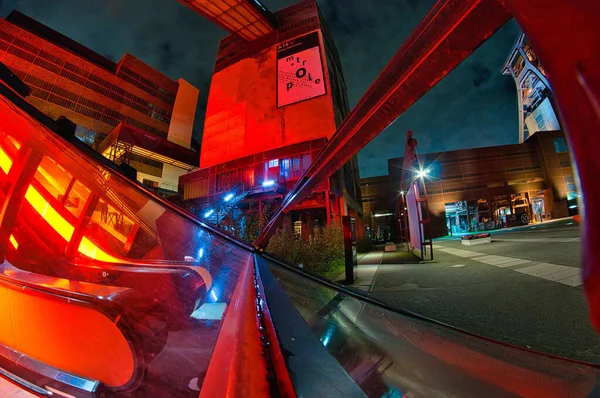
[[0, 10, 199, 195], [386, 129, 578, 238], [179, 0, 362, 236]]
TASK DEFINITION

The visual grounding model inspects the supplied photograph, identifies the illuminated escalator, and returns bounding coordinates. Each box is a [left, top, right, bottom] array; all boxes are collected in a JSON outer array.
[[0, 79, 253, 396]]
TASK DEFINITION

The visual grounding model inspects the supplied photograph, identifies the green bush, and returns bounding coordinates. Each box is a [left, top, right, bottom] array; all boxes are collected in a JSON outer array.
[[267, 225, 345, 276]]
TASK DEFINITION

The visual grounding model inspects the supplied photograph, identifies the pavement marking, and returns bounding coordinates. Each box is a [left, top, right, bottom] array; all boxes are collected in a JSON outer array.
[[494, 238, 581, 243], [436, 248, 481, 258], [433, 245, 583, 287], [515, 263, 573, 277], [487, 258, 531, 268], [538, 267, 581, 282], [557, 274, 583, 287], [472, 255, 524, 266]]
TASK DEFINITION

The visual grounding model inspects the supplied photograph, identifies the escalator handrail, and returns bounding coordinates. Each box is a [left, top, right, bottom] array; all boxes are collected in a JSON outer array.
[[260, 252, 600, 368], [0, 78, 254, 254]]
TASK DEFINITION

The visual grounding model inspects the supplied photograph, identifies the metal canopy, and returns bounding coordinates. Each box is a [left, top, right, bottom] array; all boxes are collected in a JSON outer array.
[[178, 0, 276, 41]]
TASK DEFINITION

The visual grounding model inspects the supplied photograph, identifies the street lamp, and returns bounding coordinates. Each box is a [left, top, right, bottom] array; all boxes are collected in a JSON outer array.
[[224, 193, 234, 202], [204, 209, 214, 218]]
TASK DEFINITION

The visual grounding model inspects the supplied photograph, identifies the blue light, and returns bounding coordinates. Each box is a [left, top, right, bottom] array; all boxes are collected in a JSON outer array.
[[569, 204, 578, 209], [204, 209, 214, 218], [224, 193, 234, 202], [263, 180, 275, 187], [210, 289, 218, 302], [198, 248, 204, 258]]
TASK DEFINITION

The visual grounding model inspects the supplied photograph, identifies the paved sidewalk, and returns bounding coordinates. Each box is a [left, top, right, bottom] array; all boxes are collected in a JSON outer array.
[[352, 246, 384, 292], [434, 244, 582, 287]]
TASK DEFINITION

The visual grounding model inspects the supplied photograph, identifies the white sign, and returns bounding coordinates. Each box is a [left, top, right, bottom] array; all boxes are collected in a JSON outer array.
[[277, 32, 326, 107]]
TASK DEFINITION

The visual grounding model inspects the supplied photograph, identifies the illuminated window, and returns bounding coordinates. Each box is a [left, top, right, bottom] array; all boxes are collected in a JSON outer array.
[[268, 159, 279, 168], [553, 138, 568, 153]]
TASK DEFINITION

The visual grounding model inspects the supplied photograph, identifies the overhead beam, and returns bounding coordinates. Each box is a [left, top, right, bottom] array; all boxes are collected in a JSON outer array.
[[256, 0, 511, 248], [179, 0, 276, 41]]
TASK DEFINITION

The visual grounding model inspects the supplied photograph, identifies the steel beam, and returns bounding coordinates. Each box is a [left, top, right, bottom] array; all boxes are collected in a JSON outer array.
[[500, 0, 600, 330], [256, 0, 512, 248]]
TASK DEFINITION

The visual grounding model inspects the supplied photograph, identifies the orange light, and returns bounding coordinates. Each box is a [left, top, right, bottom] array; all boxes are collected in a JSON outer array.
[[0, 146, 13, 174], [9, 235, 18, 249], [6, 136, 21, 150], [78, 237, 120, 263], [25, 186, 74, 240]]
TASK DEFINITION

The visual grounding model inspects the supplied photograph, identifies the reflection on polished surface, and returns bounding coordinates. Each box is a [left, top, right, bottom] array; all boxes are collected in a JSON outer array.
[[0, 88, 252, 396], [264, 259, 600, 397]]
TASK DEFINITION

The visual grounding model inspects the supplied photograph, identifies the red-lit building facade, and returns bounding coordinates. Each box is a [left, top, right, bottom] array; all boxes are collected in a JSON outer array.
[[0, 11, 199, 195], [180, 0, 362, 236]]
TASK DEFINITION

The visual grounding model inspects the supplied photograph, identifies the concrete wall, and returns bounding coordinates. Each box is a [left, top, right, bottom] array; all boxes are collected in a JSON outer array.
[[167, 79, 198, 148], [199, 29, 336, 169], [137, 163, 187, 192]]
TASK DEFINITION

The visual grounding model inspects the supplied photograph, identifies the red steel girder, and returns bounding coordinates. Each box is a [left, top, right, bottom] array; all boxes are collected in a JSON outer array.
[[179, 0, 276, 41], [256, 0, 511, 248], [500, 0, 600, 330]]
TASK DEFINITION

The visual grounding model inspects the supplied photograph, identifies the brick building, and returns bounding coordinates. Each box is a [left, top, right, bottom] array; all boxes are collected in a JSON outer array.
[[387, 130, 578, 238], [360, 176, 396, 242], [180, 0, 362, 236], [0, 10, 199, 195]]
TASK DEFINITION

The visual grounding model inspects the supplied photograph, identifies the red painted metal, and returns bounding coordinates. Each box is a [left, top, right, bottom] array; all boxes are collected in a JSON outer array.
[[501, 0, 600, 330], [256, 0, 512, 248], [199, 257, 271, 398]]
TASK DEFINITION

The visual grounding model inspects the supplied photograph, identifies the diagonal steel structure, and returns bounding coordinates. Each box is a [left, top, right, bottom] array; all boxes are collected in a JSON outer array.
[[178, 0, 276, 41], [256, 0, 512, 248]]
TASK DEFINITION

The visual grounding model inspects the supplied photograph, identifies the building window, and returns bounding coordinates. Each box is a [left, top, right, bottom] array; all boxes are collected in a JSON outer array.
[[553, 138, 568, 153], [268, 159, 279, 168], [142, 179, 159, 189], [279, 154, 311, 180]]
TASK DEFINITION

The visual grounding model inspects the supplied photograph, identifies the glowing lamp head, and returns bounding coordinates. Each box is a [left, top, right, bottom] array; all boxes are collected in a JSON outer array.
[[204, 209, 214, 218], [263, 180, 275, 187], [224, 193, 234, 202], [417, 169, 429, 178]]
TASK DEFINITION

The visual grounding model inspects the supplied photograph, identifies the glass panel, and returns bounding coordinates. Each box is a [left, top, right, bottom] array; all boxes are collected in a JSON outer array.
[[65, 179, 89, 218], [34, 155, 73, 202], [265, 260, 600, 397], [0, 93, 252, 396]]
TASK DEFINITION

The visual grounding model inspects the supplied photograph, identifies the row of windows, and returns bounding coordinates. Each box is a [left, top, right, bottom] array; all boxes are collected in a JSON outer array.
[[118, 66, 176, 104], [130, 153, 163, 169], [439, 165, 541, 181], [428, 184, 488, 195], [14, 69, 169, 140], [436, 151, 537, 165], [183, 154, 313, 200], [0, 31, 172, 122]]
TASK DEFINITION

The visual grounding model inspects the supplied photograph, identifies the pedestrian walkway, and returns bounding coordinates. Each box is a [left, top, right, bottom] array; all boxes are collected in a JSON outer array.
[[435, 245, 582, 287]]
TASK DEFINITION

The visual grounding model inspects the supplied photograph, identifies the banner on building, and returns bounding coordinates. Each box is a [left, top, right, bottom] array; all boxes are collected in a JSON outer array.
[[406, 182, 424, 254], [276, 31, 326, 108]]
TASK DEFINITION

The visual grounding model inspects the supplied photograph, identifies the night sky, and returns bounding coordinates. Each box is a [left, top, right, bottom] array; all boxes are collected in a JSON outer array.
[[0, 0, 521, 177]]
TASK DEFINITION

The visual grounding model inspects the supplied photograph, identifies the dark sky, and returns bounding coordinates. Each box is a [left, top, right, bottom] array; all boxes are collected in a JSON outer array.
[[0, 0, 521, 177]]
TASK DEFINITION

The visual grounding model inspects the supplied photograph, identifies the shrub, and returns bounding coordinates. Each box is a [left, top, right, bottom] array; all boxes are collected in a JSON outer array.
[[267, 225, 345, 276]]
